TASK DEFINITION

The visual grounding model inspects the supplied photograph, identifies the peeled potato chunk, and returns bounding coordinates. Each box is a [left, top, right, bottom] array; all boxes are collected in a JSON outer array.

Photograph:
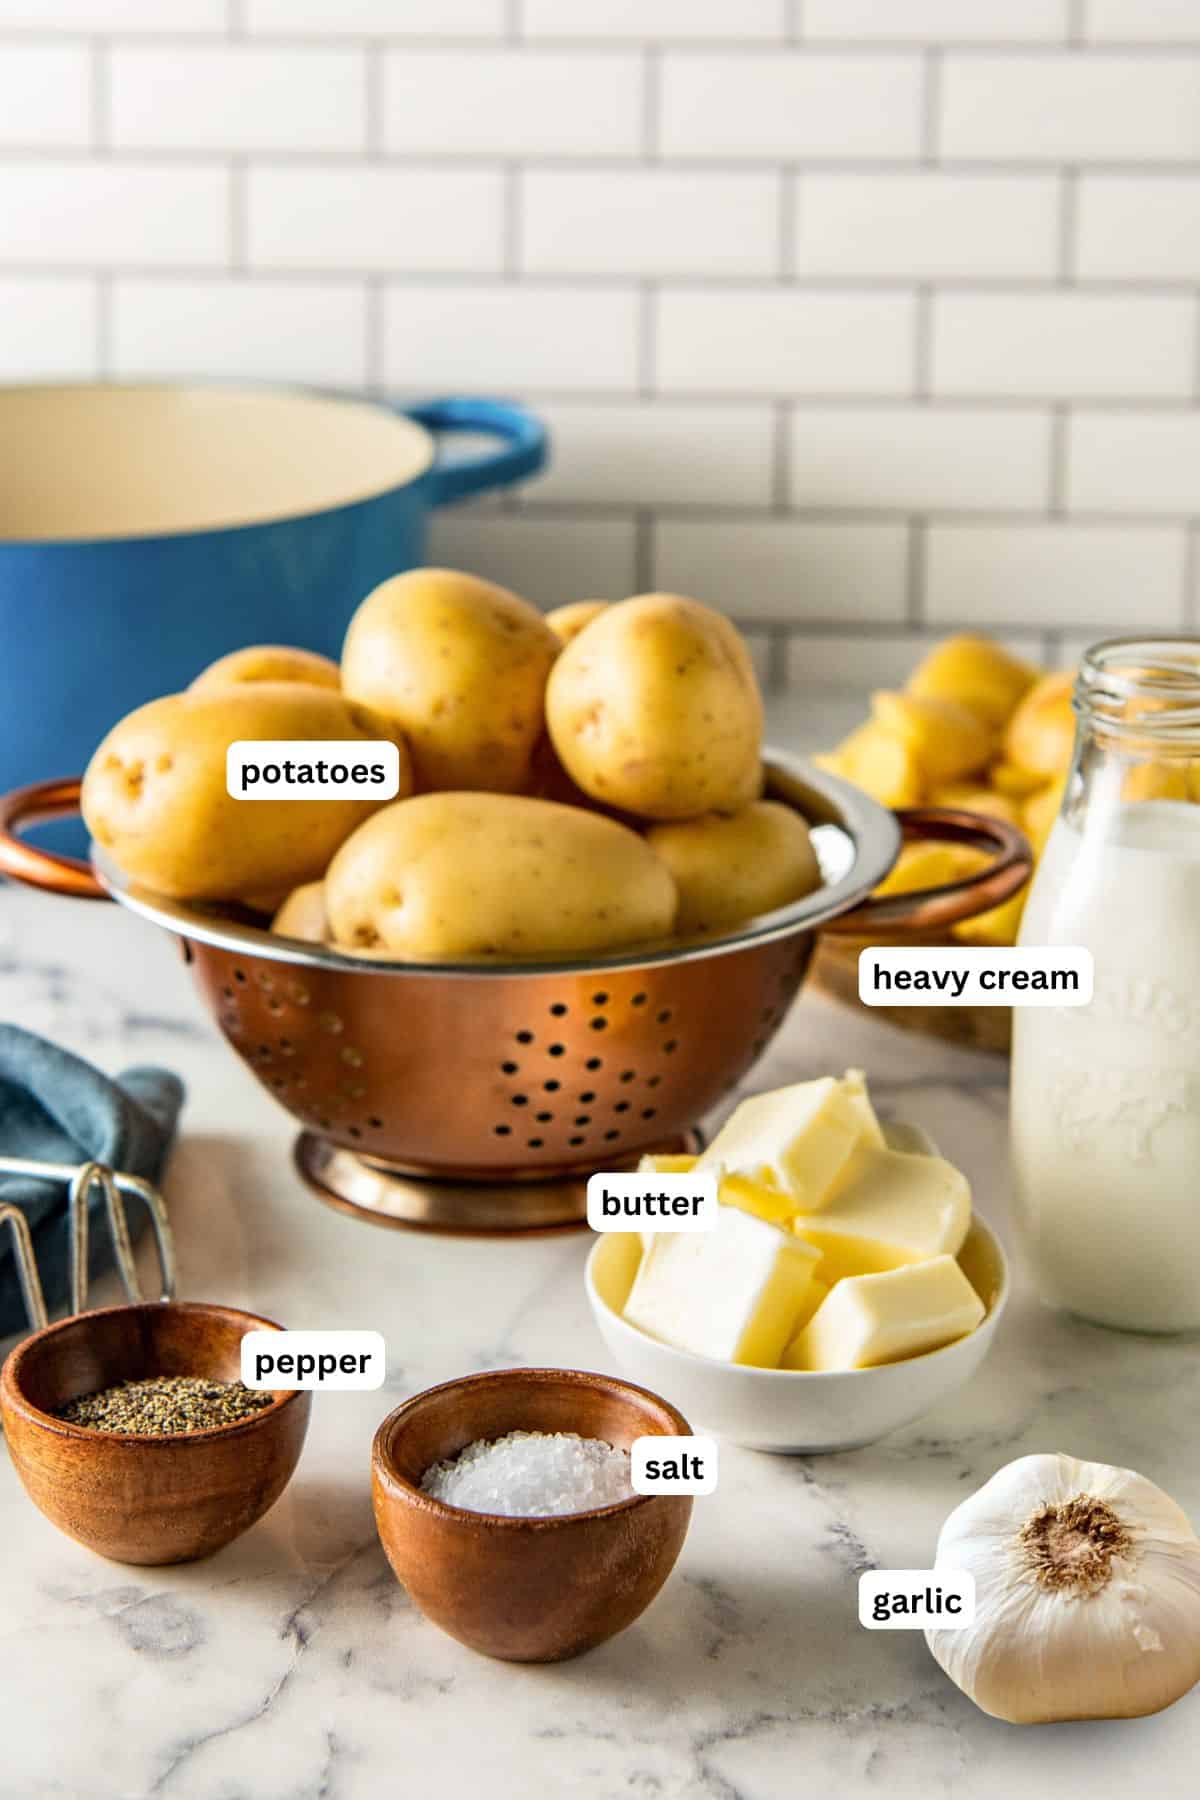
[[1003, 671, 1075, 778], [870, 691, 994, 785], [814, 723, 923, 809], [907, 634, 1038, 729], [927, 783, 1021, 828], [874, 842, 987, 900]]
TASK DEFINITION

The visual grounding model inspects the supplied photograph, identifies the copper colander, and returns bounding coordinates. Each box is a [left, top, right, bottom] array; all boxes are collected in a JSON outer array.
[[0, 755, 1029, 1233]]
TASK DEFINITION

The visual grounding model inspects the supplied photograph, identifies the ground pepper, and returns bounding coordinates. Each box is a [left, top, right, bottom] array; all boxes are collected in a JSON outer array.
[[57, 1374, 274, 1435]]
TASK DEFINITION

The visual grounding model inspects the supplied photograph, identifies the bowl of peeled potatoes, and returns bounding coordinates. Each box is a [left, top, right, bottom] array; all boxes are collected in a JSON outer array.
[[0, 574, 1028, 1230], [809, 635, 1082, 1053], [586, 1070, 1008, 1453]]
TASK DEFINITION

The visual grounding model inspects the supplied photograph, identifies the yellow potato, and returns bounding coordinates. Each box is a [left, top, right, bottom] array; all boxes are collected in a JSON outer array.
[[873, 842, 987, 900], [1003, 671, 1075, 777], [341, 568, 558, 794], [814, 723, 923, 809], [870, 691, 994, 784], [271, 880, 329, 942], [325, 792, 678, 960], [82, 684, 410, 903], [190, 644, 340, 693], [927, 783, 1021, 828], [645, 801, 821, 935], [545, 600, 608, 646], [545, 593, 763, 821], [907, 634, 1038, 729]]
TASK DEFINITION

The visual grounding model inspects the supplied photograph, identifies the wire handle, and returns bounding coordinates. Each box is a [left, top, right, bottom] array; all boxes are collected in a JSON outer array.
[[0, 1155, 176, 1337]]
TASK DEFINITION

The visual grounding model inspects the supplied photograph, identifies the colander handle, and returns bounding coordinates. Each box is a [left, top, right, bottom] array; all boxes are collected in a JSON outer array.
[[0, 777, 108, 900], [821, 805, 1032, 936]]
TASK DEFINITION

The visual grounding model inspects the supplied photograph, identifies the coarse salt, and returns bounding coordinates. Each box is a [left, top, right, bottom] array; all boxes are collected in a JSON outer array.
[[421, 1430, 633, 1517]]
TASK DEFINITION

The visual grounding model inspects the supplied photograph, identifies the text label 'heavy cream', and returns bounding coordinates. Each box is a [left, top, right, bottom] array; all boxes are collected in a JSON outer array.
[[631, 1435, 719, 1495], [241, 1330, 386, 1390], [859, 947, 1093, 1008], [586, 1171, 718, 1233]]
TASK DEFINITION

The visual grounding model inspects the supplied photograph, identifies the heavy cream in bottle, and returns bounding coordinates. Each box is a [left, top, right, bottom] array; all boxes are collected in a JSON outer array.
[[1011, 640, 1200, 1332]]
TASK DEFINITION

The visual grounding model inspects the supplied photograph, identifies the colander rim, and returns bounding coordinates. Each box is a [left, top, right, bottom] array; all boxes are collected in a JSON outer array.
[[93, 750, 901, 978]]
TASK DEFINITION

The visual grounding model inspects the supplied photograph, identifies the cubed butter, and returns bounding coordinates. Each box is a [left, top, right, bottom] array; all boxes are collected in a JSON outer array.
[[696, 1072, 873, 1211], [792, 1144, 971, 1285], [720, 1171, 796, 1226], [623, 1206, 821, 1368], [638, 1153, 699, 1175], [782, 1255, 985, 1371]]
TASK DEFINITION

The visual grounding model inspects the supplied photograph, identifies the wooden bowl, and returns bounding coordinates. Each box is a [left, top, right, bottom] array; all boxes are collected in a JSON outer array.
[[0, 1301, 311, 1565], [372, 1367, 693, 1663]]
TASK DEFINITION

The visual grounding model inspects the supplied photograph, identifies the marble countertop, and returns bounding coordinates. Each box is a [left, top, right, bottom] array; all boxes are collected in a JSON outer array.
[[2, 694, 1198, 1800]]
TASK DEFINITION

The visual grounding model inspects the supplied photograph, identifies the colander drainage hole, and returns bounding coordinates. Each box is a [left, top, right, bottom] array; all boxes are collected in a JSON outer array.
[[233, 969, 247, 983], [631, 992, 647, 1007], [536, 1110, 553, 1123], [586, 1057, 602, 1071], [619, 1070, 635, 1084], [647, 1075, 661, 1089], [511, 1094, 528, 1107], [549, 1002, 568, 1016], [494, 1124, 512, 1137], [642, 1108, 657, 1121], [501, 1060, 519, 1074], [592, 991, 609, 1006], [663, 1039, 678, 1054], [656, 1008, 672, 1024], [569, 1135, 584, 1147], [516, 1030, 534, 1045], [579, 1090, 595, 1103], [615, 1101, 630, 1114], [548, 1043, 565, 1057], [222, 985, 234, 1000], [543, 1079, 560, 1092], [574, 1114, 591, 1126], [604, 1129, 620, 1141], [589, 1018, 607, 1032], [527, 1137, 544, 1149], [368, 1115, 383, 1129]]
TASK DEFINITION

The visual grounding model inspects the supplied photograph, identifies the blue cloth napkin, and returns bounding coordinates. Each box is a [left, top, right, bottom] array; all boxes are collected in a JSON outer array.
[[0, 1024, 184, 1335]]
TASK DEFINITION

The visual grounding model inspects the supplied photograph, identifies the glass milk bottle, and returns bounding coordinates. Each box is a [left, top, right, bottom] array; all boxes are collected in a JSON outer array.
[[1011, 638, 1200, 1332]]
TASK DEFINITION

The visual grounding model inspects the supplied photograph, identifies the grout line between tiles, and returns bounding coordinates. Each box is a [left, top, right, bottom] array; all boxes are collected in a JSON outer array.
[[638, 282, 656, 397], [1049, 405, 1069, 514], [1058, 167, 1078, 282], [642, 44, 660, 161], [922, 47, 941, 165], [913, 285, 932, 399], [229, 157, 246, 270], [906, 519, 927, 625], [504, 164, 521, 278], [772, 401, 792, 512]]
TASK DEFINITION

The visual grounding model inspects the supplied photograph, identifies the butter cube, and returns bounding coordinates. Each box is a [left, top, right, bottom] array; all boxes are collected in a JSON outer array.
[[782, 1256, 985, 1371], [624, 1206, 821, 1368], [720, 1171, 796, 1226], [696, 1074, 872, 1211], [792, 1145, 971, 1285], [637, 1153, 699, 1176]]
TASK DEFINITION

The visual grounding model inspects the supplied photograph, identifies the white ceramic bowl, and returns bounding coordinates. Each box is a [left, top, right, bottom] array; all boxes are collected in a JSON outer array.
[[583, 1123, 1009, 1455]]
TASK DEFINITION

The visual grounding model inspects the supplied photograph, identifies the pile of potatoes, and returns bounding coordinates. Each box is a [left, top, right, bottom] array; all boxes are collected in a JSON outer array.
[[815, 635, 1083, 946], [81, 570, 825, 962]]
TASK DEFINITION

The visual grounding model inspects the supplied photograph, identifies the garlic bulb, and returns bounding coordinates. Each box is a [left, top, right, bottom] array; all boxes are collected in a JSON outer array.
[[926, 1452, 1200, 1724]]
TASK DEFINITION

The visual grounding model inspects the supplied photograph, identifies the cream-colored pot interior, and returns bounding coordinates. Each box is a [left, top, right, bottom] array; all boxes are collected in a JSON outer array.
[[0, 384, 434, 542]]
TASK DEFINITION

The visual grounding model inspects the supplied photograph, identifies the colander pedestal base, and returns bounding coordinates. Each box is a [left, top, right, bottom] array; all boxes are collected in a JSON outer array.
[[294, 1131, 702, 1236]]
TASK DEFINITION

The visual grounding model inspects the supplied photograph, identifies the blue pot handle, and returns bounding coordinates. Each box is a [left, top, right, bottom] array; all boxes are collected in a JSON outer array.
[[404, 397, 548, 507]]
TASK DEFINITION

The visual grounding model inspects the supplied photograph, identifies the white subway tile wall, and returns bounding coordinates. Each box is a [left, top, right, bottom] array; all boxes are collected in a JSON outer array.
[[2, 9, 1199, 680]]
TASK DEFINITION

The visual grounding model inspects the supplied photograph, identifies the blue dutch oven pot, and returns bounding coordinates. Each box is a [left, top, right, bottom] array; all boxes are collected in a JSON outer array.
[[0, 383, 547, 800]]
